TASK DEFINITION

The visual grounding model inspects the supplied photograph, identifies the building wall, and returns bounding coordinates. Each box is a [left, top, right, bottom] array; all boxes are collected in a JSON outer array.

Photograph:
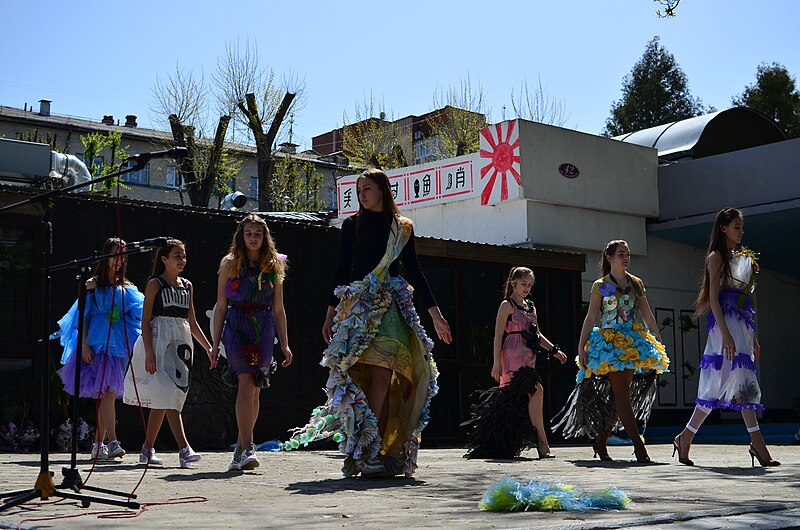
[[518, 120, 659, 217]]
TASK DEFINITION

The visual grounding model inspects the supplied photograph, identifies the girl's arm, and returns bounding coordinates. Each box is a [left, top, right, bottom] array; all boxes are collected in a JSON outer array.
[[322, 305, 337, 344], [538, 332, 568, 364], [186, 280, 214, 367], [638, 297, 663, 343], [211, 259, 229, 365], [577, 293, 602, 368], [427, 305, 452, 345], [754, 334, 761, 360], [491, 301, 513, 382], [706, 252, 736, 359], [142, 279, 159, 374], [272, 280, 292, 368]]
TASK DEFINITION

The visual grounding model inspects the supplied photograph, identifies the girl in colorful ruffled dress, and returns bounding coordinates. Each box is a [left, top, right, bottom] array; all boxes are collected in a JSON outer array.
[[463, 266, 567, 460], [553, 240, 669, 463], [57, 237, 144, 460], [286, 168, 452, 478], [124, 239, 214, 468], [673, 208, 779, 467], [212, 215, 292, 472]]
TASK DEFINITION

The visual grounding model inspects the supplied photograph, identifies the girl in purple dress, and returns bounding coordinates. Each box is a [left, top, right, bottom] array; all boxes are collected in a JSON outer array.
[[463, 267, 567, 459], [212, 215, 292, 472], [57, 237, 144, 460]]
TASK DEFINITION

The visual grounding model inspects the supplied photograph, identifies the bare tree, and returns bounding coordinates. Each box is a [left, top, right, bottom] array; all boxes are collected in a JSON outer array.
[[341, 93, 406, 169], [655, 0, 681, 17], [511, 77, 568, 126], [214, 39, 304, 211], [151, 64, 233, 207], [429, 76, 489, 158]]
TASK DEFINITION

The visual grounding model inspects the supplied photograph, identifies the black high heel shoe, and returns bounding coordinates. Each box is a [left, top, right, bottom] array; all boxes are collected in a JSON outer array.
[[592, 438, 612, 461], [672, 435, 694, 466], [749, 444, 780, 467], [537, 443, 556, 460]]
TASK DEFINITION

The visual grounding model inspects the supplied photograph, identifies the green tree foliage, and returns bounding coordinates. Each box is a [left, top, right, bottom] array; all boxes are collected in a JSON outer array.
[[654, 0, 680, 17], [270, 155, 326, 211], [732, 62, 800, 138], [342, 94, 406, 170], [80, 130, 129, 191], [602, 36, 705, 137]]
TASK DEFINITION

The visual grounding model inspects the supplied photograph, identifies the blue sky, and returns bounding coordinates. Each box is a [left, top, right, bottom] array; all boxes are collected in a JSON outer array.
[[2, 0, 798, 150]]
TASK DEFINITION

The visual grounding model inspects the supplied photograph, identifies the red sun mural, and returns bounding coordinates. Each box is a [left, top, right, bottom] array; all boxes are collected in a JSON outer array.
[[479, 120, 521, 205]]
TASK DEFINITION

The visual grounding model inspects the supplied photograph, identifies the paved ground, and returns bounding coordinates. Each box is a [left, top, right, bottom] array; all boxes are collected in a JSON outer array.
[[1, 444, 798, 529]]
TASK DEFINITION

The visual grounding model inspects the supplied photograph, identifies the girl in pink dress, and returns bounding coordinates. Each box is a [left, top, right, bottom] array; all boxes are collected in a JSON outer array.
[[464, 267, 567, 459]]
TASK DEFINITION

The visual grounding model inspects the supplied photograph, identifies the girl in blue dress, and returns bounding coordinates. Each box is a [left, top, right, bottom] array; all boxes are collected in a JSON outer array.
[[57, 237, 144, 460]]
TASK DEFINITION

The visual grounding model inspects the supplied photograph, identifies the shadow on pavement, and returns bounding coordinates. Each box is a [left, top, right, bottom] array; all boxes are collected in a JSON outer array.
[[286, 477, 426, 494]]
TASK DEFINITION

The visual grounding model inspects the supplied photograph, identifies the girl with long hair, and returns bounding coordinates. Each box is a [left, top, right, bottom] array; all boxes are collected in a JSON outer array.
[[463, 266, 567, 460], [673, 208, 779, 467], [212, 214, 292, 472], [286, 168, 451, 478], [553, 240, 669, 463], [57, 237, 144, 460], [124, 238, 213, 468]]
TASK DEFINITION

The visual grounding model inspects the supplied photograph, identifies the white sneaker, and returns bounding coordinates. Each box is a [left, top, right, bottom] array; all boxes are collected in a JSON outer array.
[[138, 448, 163, 465], [90, 442, 109, 460], [106, 440, 126, 458], [239, 444, 260, 471], [228, 447, 243, 472], [179, 446, 202, 468]]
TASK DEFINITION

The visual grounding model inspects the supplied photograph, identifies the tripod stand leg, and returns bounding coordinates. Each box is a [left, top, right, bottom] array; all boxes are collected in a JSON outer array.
[[55, 490, 140, 509], [0, 470, 56, 511]]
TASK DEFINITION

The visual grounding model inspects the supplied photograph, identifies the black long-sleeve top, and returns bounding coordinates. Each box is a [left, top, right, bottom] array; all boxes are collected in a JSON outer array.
[[328, 210, 437, 309]]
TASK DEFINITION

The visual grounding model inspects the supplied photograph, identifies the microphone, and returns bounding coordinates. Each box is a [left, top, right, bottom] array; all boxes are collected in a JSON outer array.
[[126, 237, 169, 250], [126, 147, 189, 167]]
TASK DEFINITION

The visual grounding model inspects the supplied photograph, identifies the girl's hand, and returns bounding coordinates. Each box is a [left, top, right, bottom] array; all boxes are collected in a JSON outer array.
[[209, 346, 220, 369], [722, 332, 737, 360], [322, 315, 334, 344], [554, 350, 568, 364], [145, 351, 157, 374], [81, 343, 93, 364], [280, 345, 293, 368], [433, 315, 452, 345], [578, 349, 588, 369], [490, 361, 502, 382]]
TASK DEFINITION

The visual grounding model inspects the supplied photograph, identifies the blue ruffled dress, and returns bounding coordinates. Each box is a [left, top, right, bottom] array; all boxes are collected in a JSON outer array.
[[57, 284, 144, 398]]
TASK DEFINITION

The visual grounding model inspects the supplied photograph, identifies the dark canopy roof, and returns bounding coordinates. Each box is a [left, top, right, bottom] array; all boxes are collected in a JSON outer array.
[[614, 107, 789, 161]]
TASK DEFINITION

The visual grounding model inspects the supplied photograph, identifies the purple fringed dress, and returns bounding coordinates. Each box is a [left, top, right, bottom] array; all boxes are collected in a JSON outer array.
[[695, 251, 762, 411]]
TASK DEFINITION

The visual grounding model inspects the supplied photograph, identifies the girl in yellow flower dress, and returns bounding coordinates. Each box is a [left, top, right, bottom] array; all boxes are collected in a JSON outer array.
[[553, 240, 669, 463]]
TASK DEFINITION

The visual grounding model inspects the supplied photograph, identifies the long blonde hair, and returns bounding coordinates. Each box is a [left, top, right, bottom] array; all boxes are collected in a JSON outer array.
[[503, 266, 534, 298], [223, 214, 286, 279]]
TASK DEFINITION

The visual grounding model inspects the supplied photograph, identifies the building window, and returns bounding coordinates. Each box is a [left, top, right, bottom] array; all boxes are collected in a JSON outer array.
[[122, 162, 150, 185], [76, 154, 105, 176], [166, 167, 185, 189], [250, 177, 258, 198], [413, 137, 442, 165], [212, 177, 236, 196]]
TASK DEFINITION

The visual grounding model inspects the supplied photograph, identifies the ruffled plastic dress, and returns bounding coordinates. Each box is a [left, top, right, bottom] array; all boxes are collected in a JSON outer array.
[[284, 218, 438, 478], [57, 284, 144, 398], [695, 251, 762, 410], [553, 275, 669, 439]]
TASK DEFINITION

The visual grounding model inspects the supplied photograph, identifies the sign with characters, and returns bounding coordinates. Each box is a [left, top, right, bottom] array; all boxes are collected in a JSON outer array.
[[336, 120, 522, 216]]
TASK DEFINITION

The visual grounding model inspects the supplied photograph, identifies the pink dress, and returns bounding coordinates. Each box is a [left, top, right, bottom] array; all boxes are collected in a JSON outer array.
[[500, 299, 538, 387]]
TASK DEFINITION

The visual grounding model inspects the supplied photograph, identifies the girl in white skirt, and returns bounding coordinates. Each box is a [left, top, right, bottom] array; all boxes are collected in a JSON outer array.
[[124, 239, 216, 467], [673, 208, 779, 467]]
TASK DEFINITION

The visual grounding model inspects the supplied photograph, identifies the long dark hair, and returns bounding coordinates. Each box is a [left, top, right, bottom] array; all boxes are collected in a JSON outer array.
[[151, 238, 185, 278], [600, 239, 643, 296], [94, 237, 132, 287], [356, 168, 402, 245], [503, 266, 534, 298], [695, 207, 743, 316], [223, 214, 286, 280]]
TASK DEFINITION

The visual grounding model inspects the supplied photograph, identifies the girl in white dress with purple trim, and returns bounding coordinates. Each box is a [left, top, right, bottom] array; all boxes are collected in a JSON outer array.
[[673, 208, 779, 468]]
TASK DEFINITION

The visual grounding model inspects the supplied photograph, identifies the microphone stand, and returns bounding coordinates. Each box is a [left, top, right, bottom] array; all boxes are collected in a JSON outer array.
[[0, 153, 178, 512]]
